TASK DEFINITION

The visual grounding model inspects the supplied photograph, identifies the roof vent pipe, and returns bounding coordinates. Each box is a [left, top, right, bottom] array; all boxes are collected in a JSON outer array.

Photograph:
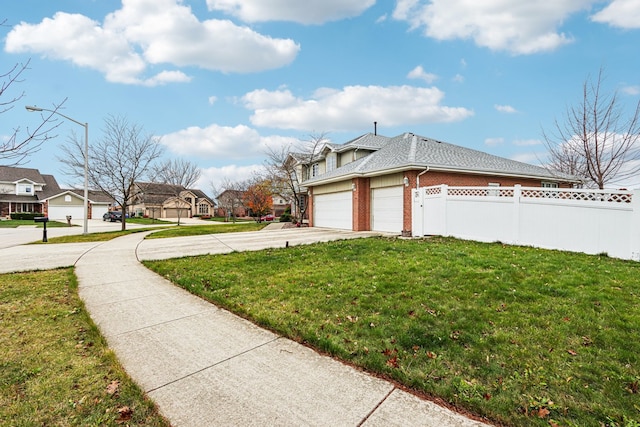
[[374, 121, 377, 135]]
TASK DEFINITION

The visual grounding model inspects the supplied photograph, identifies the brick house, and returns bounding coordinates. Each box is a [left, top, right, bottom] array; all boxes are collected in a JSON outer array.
[[0, 166, 112, 220], [302, 132, 580, 234], [129, 182, 215, 219]]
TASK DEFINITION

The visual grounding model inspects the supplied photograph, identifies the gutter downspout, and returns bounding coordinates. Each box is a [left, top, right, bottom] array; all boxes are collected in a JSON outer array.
[[417, 166, 430, 188]]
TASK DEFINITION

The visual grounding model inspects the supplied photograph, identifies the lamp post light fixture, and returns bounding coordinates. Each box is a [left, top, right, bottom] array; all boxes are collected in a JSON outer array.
[[25, 105, 89, 235]]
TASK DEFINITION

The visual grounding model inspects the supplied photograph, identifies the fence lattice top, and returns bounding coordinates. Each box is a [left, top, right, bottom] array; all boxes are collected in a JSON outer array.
[[424, 185, 633, 204]]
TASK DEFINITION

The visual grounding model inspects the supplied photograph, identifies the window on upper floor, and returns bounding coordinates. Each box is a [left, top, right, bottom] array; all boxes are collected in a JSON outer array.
[[326, 154, 336, 172], [542, 182, 559, 188], [311, 163, 319, 177], [17, 184, 33, 195]]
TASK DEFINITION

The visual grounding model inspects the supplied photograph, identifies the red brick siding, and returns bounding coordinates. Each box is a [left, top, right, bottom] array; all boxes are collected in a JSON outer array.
[[352, 178, 370, 231]]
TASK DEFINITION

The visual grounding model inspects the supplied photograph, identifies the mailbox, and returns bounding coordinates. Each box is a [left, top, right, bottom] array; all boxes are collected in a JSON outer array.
[[34, 217, 49, 242]]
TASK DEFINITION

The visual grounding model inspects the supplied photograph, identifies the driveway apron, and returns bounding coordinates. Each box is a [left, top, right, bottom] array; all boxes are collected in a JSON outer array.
[[74, 229, 490, 427]]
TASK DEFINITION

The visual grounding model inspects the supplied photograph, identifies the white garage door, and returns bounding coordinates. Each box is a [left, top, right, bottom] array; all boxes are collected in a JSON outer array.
[[92, 205, 108, 220], [314, 191, 352, 230], [48, 205, 85, 221], [371, 186, 403, 233]]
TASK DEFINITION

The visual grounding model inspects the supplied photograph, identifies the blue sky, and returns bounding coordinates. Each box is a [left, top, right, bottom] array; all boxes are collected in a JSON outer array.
[[2, 0, 640, 192]]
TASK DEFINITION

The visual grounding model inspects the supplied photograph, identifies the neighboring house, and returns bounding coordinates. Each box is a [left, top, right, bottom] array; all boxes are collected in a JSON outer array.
[[271, 194, 289, 217], [302, 132, 580, 234], [0, 166, 112, 220], [129, 182, 215, 219], [216, 189, 247, 218], [43, 188, 113, 221]]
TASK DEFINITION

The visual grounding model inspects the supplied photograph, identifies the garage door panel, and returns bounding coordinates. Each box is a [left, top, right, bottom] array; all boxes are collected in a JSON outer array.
[[92, 205, 108, 220], [371, 186, 403, 233], [314, 191, 352, 230], [48, 205, 85, 220]]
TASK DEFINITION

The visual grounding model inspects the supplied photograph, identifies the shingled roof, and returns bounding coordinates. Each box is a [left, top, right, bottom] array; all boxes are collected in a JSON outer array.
[[0, 166, 46, 184], [305, 132, 578, 185]]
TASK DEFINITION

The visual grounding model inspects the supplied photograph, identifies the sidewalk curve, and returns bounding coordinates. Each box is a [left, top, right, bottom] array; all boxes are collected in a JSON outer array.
[[73, 229, 491, 427]]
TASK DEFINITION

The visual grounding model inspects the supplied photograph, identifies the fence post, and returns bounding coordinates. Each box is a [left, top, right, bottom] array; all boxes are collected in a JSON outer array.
[[512, 185, 521, 245], [440, 184, 448, 237], [631, 190, 640, 261]]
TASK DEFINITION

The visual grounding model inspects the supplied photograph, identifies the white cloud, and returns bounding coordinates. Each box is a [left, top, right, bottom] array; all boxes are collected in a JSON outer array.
[[513, 139, 543, 146], [160, 123, 297, 159], [511, 152, 542, 164], [206, 0, 375, 24], [392, 0, 595, 54], [5, 0, 300, 85], [407, 65, 438, 83], [208, 96, 218, 105], [242, 85, 474, 131], [495, 104, 518, 114], [484, 137, 504, 147], [376, 14, 388, 24], [452, 74, 465, 83], [591, 0, 640, 29], [621, 85, 640, 96]]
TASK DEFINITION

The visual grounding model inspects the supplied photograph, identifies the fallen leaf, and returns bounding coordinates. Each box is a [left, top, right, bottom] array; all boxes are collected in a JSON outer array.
[[116, 406, 132, 423], [483, 393, 492, 400], [537, 407, 550, 418], [567, 349, 578, 356], [386, 356, 399, 368], [426, 351, 437, 359], [106, 380, 120, 395]]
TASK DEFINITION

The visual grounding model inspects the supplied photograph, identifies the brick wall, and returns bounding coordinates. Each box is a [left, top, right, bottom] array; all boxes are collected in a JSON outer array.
[[352, 177, 370, 231]]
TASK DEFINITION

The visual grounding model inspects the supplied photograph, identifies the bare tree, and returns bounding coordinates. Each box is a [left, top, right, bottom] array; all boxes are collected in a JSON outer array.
[[543, 68, 640, 189], [59, 115, 164, 230], [1, 58, 65, 166], [264, 132, 328, 223], [151, 158, 201, 225]]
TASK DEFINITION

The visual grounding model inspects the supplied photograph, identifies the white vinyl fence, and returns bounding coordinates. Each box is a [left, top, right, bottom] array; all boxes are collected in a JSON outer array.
[[412, 185, 640, 261]]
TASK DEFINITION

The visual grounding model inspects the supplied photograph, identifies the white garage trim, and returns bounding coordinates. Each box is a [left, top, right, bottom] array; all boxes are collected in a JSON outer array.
[[48, 205, 84, 221], [371, 186, 403, 233], [314, 191, 352, 230]]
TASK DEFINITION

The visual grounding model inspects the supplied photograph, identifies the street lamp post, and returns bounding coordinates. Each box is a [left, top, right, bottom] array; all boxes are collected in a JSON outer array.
[[25, 105, 89, 235]]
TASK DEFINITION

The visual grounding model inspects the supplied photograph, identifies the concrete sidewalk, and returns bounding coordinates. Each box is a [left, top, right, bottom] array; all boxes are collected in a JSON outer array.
[[1, 226, 491, 426], [72, 229, 490, 426]]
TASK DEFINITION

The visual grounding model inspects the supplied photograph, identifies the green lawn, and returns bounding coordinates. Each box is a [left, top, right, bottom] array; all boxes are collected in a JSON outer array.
[[0, 219, 70, 228], [144, 221, 268, 238], [144, 236, 640, 427], [0, 268, 169, 426]]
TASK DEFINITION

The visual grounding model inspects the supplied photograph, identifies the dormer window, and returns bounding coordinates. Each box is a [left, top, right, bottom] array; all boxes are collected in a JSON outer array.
[[17, 183, 33, 195]]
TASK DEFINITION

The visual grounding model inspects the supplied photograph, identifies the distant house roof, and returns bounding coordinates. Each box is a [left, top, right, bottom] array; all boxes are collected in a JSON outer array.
[[0, 166, 46, 184], [305, 132, 579, 186], [134, 182, 214, 205]]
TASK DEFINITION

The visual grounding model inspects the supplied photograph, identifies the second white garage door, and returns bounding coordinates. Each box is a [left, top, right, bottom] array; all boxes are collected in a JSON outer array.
[[314, 191, 352, 230], [48, 205, 85, 221], [371, 186, 403, 233]]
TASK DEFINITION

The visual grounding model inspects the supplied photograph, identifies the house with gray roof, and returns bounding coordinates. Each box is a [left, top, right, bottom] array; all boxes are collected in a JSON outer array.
[[129, 181, 215, 219], [302, 132, 580, 234], [0, 165, 114, 220]]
